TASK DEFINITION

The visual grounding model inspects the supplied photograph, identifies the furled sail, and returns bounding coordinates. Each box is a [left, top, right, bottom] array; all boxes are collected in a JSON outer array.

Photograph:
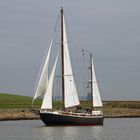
[[33, 38, 53, 101], [63, 15, 80, 108], [91, 58, 103, 107], [41, 52, 59, 109]]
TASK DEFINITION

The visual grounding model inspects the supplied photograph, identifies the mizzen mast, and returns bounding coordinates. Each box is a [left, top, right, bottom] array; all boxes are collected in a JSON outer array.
[[90, 53, 94, 111]]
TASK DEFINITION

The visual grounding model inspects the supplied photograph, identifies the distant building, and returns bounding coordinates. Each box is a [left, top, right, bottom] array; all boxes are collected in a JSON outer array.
[[87, 93, 92, 100]]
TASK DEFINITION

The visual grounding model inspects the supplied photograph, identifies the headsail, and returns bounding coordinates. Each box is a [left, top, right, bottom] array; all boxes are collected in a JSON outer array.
[[91, 58, 103, 107], [41, 52, 59, 109], [33, 38, 53, 101], [63, 15, 80, 108]]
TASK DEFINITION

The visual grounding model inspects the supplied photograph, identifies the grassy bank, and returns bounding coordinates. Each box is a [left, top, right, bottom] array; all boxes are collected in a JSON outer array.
[[0, 93, 140, 120], [103, 101, 140, 117], [0, 93, 41, 109], [0, 93, 41, 120]]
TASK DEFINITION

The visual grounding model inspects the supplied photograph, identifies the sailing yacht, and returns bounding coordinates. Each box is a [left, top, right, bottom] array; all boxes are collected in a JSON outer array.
[[31, 8, 103, 125]]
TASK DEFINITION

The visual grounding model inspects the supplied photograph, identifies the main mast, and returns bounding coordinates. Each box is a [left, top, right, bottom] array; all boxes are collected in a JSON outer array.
[[60, 7, 65, 111]]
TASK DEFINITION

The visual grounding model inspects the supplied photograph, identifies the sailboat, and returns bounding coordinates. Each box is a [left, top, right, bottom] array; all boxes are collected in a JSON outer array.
[[31, 7, 103, 125]]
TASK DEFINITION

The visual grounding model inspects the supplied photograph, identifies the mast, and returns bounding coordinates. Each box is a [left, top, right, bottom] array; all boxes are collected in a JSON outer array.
[[60, 7, 65, 111], [90, 53, 94, 110]]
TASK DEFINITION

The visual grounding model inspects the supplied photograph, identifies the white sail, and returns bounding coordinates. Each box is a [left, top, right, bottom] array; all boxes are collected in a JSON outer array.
[[41, 52, 59, 109], [33, 38, 53, 101], [63, 15, 80, 108], [92, 58, 103, 107]]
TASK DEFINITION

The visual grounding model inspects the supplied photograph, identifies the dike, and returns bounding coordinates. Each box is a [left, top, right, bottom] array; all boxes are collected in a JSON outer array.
[[0, 109, 39, 121]]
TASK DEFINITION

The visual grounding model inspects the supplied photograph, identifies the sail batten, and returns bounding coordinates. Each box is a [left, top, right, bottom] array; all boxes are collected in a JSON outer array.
[[63, 15, 80, 108], [33, 38, 53, 101], [91, 58, 103, 107]]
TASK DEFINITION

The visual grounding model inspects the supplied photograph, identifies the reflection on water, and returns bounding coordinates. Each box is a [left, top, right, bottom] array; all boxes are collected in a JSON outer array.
[[40, 125, 103, 140], [0, 118, 140, 140]]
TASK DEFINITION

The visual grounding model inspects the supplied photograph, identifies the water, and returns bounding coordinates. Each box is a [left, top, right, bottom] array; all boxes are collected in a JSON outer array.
[[0, 118, 140, 140]]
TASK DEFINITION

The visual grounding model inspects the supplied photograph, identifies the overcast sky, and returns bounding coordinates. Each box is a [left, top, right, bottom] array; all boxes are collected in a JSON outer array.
[[0, 0, 140, 100]]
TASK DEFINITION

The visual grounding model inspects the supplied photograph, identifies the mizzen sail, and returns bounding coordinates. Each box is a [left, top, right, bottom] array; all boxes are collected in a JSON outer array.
[[91, 58, 103, 107]]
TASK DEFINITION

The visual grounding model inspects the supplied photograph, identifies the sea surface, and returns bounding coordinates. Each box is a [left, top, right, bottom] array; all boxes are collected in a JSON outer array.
[[0, 118, 140, 140]]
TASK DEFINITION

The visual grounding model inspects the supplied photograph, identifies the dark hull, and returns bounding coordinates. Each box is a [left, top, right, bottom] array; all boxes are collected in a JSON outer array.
[[39, 112, 104, 126]]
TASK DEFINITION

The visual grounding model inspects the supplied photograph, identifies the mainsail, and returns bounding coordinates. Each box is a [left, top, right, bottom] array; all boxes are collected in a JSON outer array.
[[33, 38, 53, 101], [91, 58, 103, 107], [41, 52, 59, 109], [63, 15, 80, 108]]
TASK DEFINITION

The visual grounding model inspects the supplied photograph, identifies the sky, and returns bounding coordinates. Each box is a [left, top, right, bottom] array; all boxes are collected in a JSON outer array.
[[0, 0, 140, 100]]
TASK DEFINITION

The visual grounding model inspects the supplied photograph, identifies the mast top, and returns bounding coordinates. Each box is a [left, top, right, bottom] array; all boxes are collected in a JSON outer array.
[[60, 7, 63, 13]]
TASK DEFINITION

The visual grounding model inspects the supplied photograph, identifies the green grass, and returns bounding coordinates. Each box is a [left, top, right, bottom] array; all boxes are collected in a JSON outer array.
[[0, 93, 140, 110], [0, 93, 93, 110], [104, 101, 140, 109], [0, 93, 41, 109]]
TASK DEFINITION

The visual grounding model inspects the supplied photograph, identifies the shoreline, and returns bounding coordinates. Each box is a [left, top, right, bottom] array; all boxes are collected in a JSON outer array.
[[0, 109, 39, 121], [0, 109, 140, 121]]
